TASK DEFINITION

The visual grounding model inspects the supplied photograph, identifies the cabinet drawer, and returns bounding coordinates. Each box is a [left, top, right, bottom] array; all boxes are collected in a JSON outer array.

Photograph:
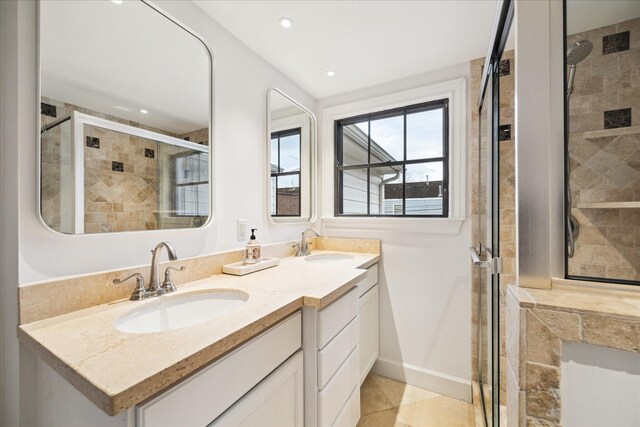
[[318, 316, 358, 389], [318, 288, 358, 349], [318, 347, 359, 427], [331, 385, 360, 427], [209, 351, 304, 427], [137, 312, 302, 427], [356, 264, 378, 297]]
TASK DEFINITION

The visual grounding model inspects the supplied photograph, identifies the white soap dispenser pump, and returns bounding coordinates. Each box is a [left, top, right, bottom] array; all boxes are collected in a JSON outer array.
[[245, 229, 261, 264]]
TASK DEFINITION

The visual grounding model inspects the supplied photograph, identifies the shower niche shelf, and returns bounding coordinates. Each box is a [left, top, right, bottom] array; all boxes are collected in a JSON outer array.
[[580, 125, 640, 140], [577, 201, 640, 209]]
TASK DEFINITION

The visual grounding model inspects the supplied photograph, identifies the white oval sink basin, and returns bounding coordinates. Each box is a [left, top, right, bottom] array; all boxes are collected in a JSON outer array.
[[305, 253, 354, 263], [114, 290, 248, 334]]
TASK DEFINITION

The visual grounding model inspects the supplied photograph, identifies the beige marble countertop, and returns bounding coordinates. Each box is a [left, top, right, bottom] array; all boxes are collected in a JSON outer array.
[[510, 285, 640, 321], [18, 250, 380, 416]]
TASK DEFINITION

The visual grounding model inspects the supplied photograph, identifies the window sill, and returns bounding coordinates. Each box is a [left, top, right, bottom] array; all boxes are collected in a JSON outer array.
[[321, 216, 465, 234]]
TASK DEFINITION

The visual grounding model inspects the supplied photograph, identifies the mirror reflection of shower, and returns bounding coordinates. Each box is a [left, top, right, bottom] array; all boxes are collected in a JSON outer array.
[[565, 39, 592, 258]]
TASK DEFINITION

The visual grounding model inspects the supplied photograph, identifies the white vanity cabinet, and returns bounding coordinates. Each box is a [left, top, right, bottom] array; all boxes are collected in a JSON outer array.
[[303, 287, 361, 427], [357, 264, 379, 383], [137, 312, 303, 427]]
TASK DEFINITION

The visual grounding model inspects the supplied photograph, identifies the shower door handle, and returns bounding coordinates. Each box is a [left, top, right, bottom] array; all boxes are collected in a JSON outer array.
[[469, 247, 502, 274]]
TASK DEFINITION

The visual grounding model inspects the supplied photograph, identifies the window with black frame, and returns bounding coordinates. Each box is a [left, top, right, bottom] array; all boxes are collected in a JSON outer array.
[[335, 99, 449, 217], [270, 128, 301, 216], [173, 151, 209, 217]]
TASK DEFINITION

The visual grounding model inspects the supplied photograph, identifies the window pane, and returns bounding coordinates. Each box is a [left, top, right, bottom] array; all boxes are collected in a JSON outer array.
[[340, 168, 368, 214], [340, 122, 369, 166], [370, 165, 403, 215], [407, 109, 443, 160], [405, 162, 444, 215], [270, 138, 279, 173], [370, 115, 403, 163], [276, 174, 300, 216], [279, 134, 300, 172]]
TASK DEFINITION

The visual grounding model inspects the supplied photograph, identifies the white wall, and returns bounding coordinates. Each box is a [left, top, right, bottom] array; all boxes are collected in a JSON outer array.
[[561, 342, 640, 427], [318, 64, 473, 401], [1, 1, 318, 425]]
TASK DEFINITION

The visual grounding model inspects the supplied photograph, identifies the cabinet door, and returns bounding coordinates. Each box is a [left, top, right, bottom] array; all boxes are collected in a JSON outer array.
[[359, 284, 379, 383], [210, 351, 304, 427]]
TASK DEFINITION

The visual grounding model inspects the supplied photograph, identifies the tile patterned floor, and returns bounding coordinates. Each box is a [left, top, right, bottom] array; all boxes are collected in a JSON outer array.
[[357, 374, 477, 427]]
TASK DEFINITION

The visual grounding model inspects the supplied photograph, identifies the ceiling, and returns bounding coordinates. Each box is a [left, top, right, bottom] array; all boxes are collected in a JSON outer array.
[[195, 1, 500, 99], [567, 1, 640, 35], [41, 0, 210, 134]]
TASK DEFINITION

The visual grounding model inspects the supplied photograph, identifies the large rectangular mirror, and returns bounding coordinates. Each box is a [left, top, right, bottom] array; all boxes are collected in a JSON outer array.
[[267, 89, 315, 223], [565, 1, 640, 284], [39, 0, 212, 234]]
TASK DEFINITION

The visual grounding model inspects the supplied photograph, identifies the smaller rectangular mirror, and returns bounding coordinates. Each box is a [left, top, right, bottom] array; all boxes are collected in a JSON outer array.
[[268, 89, 316, 223]]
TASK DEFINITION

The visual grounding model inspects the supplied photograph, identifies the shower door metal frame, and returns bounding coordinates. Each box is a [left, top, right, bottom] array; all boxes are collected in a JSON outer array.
[[476, 1, 514, 426]]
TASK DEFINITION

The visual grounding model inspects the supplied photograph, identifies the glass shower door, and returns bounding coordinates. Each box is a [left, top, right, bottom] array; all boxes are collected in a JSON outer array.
[[475, 65, 501, 427]]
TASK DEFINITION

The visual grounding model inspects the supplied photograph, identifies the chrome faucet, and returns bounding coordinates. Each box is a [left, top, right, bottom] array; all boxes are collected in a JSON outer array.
[[114, 241, 181, 300], [149, 242, 178, 294], [295, 228, 319, 256]]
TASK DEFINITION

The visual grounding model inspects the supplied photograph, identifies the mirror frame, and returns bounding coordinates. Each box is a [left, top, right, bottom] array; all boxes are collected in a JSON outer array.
[[266, 88, 317, 224], [36, 0, 215, 236]]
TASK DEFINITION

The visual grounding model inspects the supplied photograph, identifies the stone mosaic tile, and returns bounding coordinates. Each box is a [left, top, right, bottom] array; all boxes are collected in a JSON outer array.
[[111, 161, 124, 173], [499, 124, 512, 141], [499, 59, 511, 77], [602, 31, 630, 55], [144, 148, 155, 159], [86, 136, 100, 149], [604, 108, 632, 129], [41, 102, 57, 118]]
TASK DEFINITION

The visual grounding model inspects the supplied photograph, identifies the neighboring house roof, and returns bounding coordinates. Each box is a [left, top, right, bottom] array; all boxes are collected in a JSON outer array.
[[342, 126, 402, 172], [384, 181, 443, 199]]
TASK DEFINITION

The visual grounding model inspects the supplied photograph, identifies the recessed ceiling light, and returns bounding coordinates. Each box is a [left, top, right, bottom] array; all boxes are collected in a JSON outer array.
[[279, 18, 293, 29], [140, 109, 148, 114], [111, 0, 124, 4], [326, 70, 336, 77]]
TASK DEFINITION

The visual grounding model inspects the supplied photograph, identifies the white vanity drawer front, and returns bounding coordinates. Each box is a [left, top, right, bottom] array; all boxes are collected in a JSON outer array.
[[318, 316, 359, 389], [331, 385, 360, 427], [357, 264, 378, 298], [318, 288, 358, 349], [318, 347, 359, 427], [137, 312, 302, 427]]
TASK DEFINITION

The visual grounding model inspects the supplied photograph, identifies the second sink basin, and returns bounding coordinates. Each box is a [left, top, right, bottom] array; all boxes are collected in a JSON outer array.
[[305, 253, 354, 263], [115, 289, 249, 334]]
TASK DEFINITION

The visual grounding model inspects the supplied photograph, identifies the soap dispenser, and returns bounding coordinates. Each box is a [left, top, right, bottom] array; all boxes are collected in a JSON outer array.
[[245, 229, 261, 264]]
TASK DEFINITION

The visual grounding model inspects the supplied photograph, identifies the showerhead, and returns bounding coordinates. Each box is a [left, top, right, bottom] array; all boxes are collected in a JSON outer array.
[[567, 40, 593, 66]]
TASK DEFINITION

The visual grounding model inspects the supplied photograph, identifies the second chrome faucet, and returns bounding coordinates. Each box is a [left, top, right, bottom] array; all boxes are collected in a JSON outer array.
[[294, 228, 319, 256], [114, 241, 186, 301]]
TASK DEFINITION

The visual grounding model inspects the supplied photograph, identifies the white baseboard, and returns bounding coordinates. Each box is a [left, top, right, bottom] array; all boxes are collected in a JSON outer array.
[[372, 357, 472, 403]]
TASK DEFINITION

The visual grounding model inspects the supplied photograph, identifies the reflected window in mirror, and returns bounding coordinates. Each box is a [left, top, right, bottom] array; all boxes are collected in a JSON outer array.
[[267, 89, 316, 223], [39, 0, 212, 234], [270, 128, 301, 216]]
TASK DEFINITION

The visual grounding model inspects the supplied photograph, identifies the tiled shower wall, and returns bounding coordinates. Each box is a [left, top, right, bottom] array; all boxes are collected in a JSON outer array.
[[470, 49, 516, 406], [40, 97, 208, 233], [567, 17, 640, 281]]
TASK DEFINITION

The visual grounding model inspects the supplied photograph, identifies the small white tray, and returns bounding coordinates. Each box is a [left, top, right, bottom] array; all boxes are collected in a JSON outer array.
[[222, 257, 280, 276]]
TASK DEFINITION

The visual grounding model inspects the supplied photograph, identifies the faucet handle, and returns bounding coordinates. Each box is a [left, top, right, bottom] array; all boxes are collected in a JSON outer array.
[[163, 266, 186, 293], [292, 243, 303, 257], [113, 273, 149, 301]]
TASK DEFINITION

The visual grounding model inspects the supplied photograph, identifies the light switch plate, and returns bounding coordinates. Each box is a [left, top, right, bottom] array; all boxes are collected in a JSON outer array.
[[237, 219, 247, 241]]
